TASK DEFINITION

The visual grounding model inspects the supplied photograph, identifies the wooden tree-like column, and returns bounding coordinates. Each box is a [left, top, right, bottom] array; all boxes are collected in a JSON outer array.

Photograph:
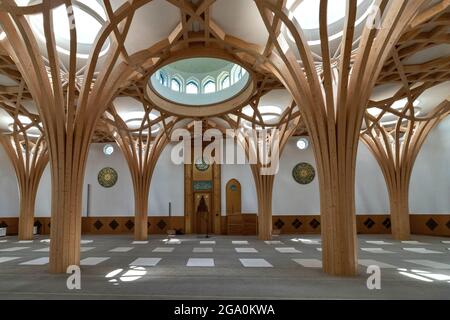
[[0, 1, 153, 272], [362, 97, 450, 240], [226, 96, 301, 240], [0, 108, 48, 240], [255, 0, 429, 275], [104, 91, 178, 240]]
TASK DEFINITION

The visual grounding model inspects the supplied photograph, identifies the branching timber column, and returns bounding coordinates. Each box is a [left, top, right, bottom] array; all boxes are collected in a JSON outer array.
[[0, 110, 48, 240], [255, 0, 428, 275], [0, 1, 153, 272], [229, 98, 301, 240], [362, 98, 450, 240], [104, 95, 177, 241]]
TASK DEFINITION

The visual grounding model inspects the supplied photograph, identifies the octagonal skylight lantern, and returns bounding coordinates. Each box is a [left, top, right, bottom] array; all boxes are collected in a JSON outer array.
[[147, 57, 254, 117]]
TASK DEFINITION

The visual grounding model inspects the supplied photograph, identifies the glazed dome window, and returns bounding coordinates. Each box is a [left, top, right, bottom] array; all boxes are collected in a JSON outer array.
[[149, 57, 251, 106]]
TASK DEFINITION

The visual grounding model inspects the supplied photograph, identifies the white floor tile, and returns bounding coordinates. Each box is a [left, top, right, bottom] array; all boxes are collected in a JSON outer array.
[[275, 247, 301, 253], [358, 259, 397, 268], [405, 260, 450, 269], [33, 247, 50, 252], [40, 239, 50, 243], [193, 247, 213, 253], [235, 247, 258, 253], [0, 257, 21, 263], [0, 247, 29, 252], [187, 258, 214, 267], [130, 258, 161, 267], [264, 241, 284, 245], [109, 247, 134, 253], [316, 248, 322, 252], [200, 241, 216, 245], [0, 240, 8, 243], [293, 259, 322, 268], [166, 239, 181, 244], [365, 241, 393, 245], [132, 241, 148, 244], [401, 241, 429, 245], [153, 247, 174, 253], [80, 257, 110, 266], [441, 241, 450, 244], [402, 248, 443, 254], [80, 240, 93, 244], [361, 248, 394, 254], [16, 240, 33, 244], [291, 238, 320, 245], [80, 247, 95, 252], [20, 257, 49, 265], [239, 258, 272, 268], [232, 241, 248, 245]]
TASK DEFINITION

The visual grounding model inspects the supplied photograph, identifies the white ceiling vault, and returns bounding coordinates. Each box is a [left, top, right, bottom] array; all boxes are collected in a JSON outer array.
[[0, 0, 448, 141]]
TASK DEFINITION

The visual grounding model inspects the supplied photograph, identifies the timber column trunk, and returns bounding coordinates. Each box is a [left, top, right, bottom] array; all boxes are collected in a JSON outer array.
[[319, 160, 358, 276], [49, 175, 83, 273], [18, 186, 37, 240], [134, 189, 149, 241], [389, 184, 411, 240], [256, 175, 274, 241]]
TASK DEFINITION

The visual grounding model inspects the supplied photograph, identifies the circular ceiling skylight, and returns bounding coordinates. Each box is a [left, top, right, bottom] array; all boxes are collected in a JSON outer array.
[[122, 111, 160, 135], [149, 57, 251, 107], [290, 0, 365, 30], [27, 0, 110, 59], [242, 105, 283, 125], [285, 0, 374, 46]]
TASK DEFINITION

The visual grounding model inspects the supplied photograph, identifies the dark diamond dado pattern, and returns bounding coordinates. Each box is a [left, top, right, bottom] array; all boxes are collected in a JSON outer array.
[[292, 219, 302, 229], [93, 220, 103, 230], [109, 220, 119, 230], [310, 219, 320, 229], [364, 218, 375, 229], [274, 219, 285, 229], [125, 220, 134, 230], [426, 218, 438, 231]]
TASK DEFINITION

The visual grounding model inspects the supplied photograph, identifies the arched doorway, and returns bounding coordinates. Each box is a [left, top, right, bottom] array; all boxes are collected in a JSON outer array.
[[226, 179, 242, 235]]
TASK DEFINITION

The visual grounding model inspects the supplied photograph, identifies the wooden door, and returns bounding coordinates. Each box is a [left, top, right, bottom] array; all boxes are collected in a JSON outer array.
[[226, 179, 242, 235]]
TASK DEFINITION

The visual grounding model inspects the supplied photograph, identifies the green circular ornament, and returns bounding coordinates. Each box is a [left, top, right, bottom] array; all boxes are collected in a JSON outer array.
[[292, 162, 315, 185], [195, 158, 210, 172], [98, 167, 118, 188]]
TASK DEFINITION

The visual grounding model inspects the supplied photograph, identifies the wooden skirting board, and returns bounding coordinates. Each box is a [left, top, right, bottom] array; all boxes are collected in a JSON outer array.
[[0, 214, 448, 237]]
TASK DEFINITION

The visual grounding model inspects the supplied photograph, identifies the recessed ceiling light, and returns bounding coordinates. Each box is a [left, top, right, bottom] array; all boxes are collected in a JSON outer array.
[[103, 144, 114, 156], [297, 137, 309, 150]]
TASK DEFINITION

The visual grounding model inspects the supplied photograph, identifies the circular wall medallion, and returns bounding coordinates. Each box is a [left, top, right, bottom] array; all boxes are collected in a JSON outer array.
[[194, 158, 210, 172], [292, 162, 315, 185], [98, 167, 118, 188]]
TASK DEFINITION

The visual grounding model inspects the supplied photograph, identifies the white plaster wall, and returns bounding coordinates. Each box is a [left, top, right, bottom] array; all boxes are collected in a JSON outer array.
[[410, 116, 450, 214], [0, 146, 20, 216], [81, 142, 184, 217], [272, 138, 320, 215]]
